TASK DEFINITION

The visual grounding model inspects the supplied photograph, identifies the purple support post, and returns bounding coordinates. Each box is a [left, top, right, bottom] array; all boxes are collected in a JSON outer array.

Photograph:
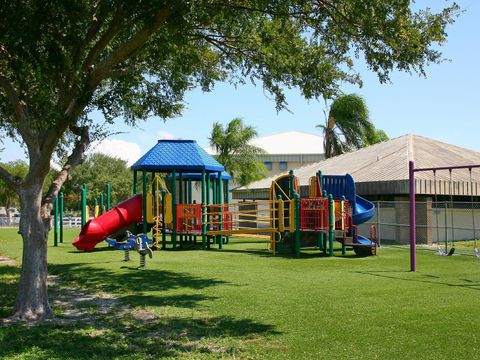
[[409, 160, 416, 272]]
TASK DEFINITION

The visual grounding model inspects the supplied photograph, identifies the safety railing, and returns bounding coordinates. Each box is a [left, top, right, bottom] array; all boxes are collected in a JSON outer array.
[[176, 204, 202, 234], [204, 199, 294, 236], [300, 197, 329, 231]]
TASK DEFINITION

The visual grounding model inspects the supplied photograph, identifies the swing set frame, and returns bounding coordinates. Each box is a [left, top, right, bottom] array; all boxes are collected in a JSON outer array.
[[409, 161, 480, 272]]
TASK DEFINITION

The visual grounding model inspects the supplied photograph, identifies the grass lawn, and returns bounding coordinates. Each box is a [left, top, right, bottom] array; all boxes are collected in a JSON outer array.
[[1, 227, 480, 359]]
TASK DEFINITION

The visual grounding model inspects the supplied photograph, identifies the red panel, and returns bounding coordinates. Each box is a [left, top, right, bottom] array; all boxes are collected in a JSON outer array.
[[300, 197, 329, 231], [206, 204, 232, 231], [176, 204, 202, 233]]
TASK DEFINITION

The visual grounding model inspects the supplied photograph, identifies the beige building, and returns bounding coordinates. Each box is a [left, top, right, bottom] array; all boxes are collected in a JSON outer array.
[[206, 131, 325, 177], [250, 131, 324, 176], [233, 134, 480, 245]]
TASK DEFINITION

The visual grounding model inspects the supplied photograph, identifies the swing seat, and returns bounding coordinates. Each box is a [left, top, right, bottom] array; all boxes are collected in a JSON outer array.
[[447, 247, 456, 256], [437, 245, 447, 256]]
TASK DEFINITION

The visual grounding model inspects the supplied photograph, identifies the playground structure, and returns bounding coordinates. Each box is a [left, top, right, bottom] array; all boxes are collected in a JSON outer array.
[[73, 139, 377, 256], [53, 183, 111, 246], [409, 161, 480, 271]]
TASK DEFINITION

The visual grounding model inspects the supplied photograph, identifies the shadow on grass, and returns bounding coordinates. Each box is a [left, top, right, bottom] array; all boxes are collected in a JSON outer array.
[[354, 270, 480, 291], [1, 262, 280, 358], [49, 262, 228, 297], [0, 313, 280, 358], [0, 266, 19, 318]]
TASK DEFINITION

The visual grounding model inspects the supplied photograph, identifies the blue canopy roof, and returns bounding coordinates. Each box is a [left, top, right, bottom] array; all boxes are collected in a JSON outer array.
[[131, 140, 225, 172]]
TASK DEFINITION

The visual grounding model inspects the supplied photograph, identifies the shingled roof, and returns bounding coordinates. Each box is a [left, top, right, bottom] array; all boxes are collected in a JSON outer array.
[[131, 140, 225, 172], [234, 134, 480, 199]]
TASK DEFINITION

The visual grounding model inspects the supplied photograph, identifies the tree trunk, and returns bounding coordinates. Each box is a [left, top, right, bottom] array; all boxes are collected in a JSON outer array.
[[12, 181, 53, 321]]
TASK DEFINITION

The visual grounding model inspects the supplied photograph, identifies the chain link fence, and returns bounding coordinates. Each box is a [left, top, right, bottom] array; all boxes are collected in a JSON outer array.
[[359, 200, 480, 256]]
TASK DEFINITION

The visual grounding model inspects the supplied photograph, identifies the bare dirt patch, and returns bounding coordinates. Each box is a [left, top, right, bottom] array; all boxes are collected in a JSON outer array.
[[0, 256, 17, 267]]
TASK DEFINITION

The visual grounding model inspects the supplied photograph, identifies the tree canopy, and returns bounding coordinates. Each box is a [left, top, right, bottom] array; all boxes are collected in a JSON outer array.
[[0, 0, 460, 320], [209, 118, 266, 186], [61, 153, 133, 211]]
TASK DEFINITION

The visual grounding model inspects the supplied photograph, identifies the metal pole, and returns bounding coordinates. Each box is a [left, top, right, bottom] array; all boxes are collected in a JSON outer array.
[[328, 194, 334, 257], [294, 193, 300, 257], [171, 169, 177, 248], [376, 201, 381, 246], [161, 189, 166, 249], [142, 170, 148, 234], [218, 172, 223, 249], [59, 192, 64, 243], [54, 194, 59, 247], [179, 172, 183, 248], [201, 170, 207, 249], [409, 160, 416, 272], [133, 171, 138, 195], [224, 179, 230, 244], [100, 192, 104, 215], [81, 183, 87, 227], [445, 201, 448, 254], [106, 183, 111, 211]]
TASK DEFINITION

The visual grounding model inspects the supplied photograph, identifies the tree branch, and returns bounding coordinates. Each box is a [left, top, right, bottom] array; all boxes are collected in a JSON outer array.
[[0, 164, 22, 190], [0, 73, 37, 150], [43, 126, 90, 206], [87, 7, 171, 87]]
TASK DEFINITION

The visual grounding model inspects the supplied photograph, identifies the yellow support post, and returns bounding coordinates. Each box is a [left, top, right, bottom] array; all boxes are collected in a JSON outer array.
[[146, 192, 154, 223], [164, 193, 173, 224], [289, 199, 295, 232], [278, 199, 284, 232]]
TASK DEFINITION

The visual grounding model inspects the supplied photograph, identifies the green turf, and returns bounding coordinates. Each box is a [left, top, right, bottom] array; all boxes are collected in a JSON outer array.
[[1, 227, 480, 359]]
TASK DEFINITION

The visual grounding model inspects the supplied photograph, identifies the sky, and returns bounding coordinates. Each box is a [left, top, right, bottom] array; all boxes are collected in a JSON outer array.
[[1, 1, 479, 166]]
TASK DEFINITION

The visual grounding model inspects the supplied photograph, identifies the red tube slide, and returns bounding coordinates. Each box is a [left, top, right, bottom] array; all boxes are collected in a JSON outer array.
[[72, 194, 143, 251]]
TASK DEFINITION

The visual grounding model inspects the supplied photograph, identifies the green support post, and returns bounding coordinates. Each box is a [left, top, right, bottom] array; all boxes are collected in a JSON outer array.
[[81, 183, 87, 227], [171, 169, 177, 248], [289, 170, 295, 199], [54, 194, 59, 247], [100, 192, 104, 215], [133, 171, 138, 195], [106, 183, 111, 211], [217, 171, 223, 249], [188, 179, 193, 244], [317, 170, 323, 196], [142, 170, 148, 234], [201, 171, 207, 249], [294, 193, 300, 257], [212, 175, 217, 245], [328, 194, 335, 257], [59, 192, 64, 243], [206, 173, 211, 248], [224, 179, 230, 244]]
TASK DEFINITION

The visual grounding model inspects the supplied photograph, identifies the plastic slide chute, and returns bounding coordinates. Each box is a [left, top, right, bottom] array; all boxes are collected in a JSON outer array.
[[352, 195, 375, 226], [72, 194, 143, 251]]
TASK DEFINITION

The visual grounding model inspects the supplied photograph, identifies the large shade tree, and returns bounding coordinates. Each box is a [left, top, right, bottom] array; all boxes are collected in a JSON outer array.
[[317, 93, 388, 158], [209, 118, 266, 186], [0, 1, 459, 320]]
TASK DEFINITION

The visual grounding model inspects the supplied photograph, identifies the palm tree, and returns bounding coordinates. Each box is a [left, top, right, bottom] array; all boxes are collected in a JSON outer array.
[[317, 94, 385, 158], [209, 118, 266, 186]]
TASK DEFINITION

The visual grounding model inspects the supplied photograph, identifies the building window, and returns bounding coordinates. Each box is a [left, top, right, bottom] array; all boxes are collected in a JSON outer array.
[[279, 161, 288, 170], [264, 162, 273, 170]]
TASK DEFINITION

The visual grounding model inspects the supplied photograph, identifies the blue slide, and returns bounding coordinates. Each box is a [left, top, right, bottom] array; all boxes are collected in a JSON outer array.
[[321, 174, 376, 251], [353, 195, 375, 246]]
